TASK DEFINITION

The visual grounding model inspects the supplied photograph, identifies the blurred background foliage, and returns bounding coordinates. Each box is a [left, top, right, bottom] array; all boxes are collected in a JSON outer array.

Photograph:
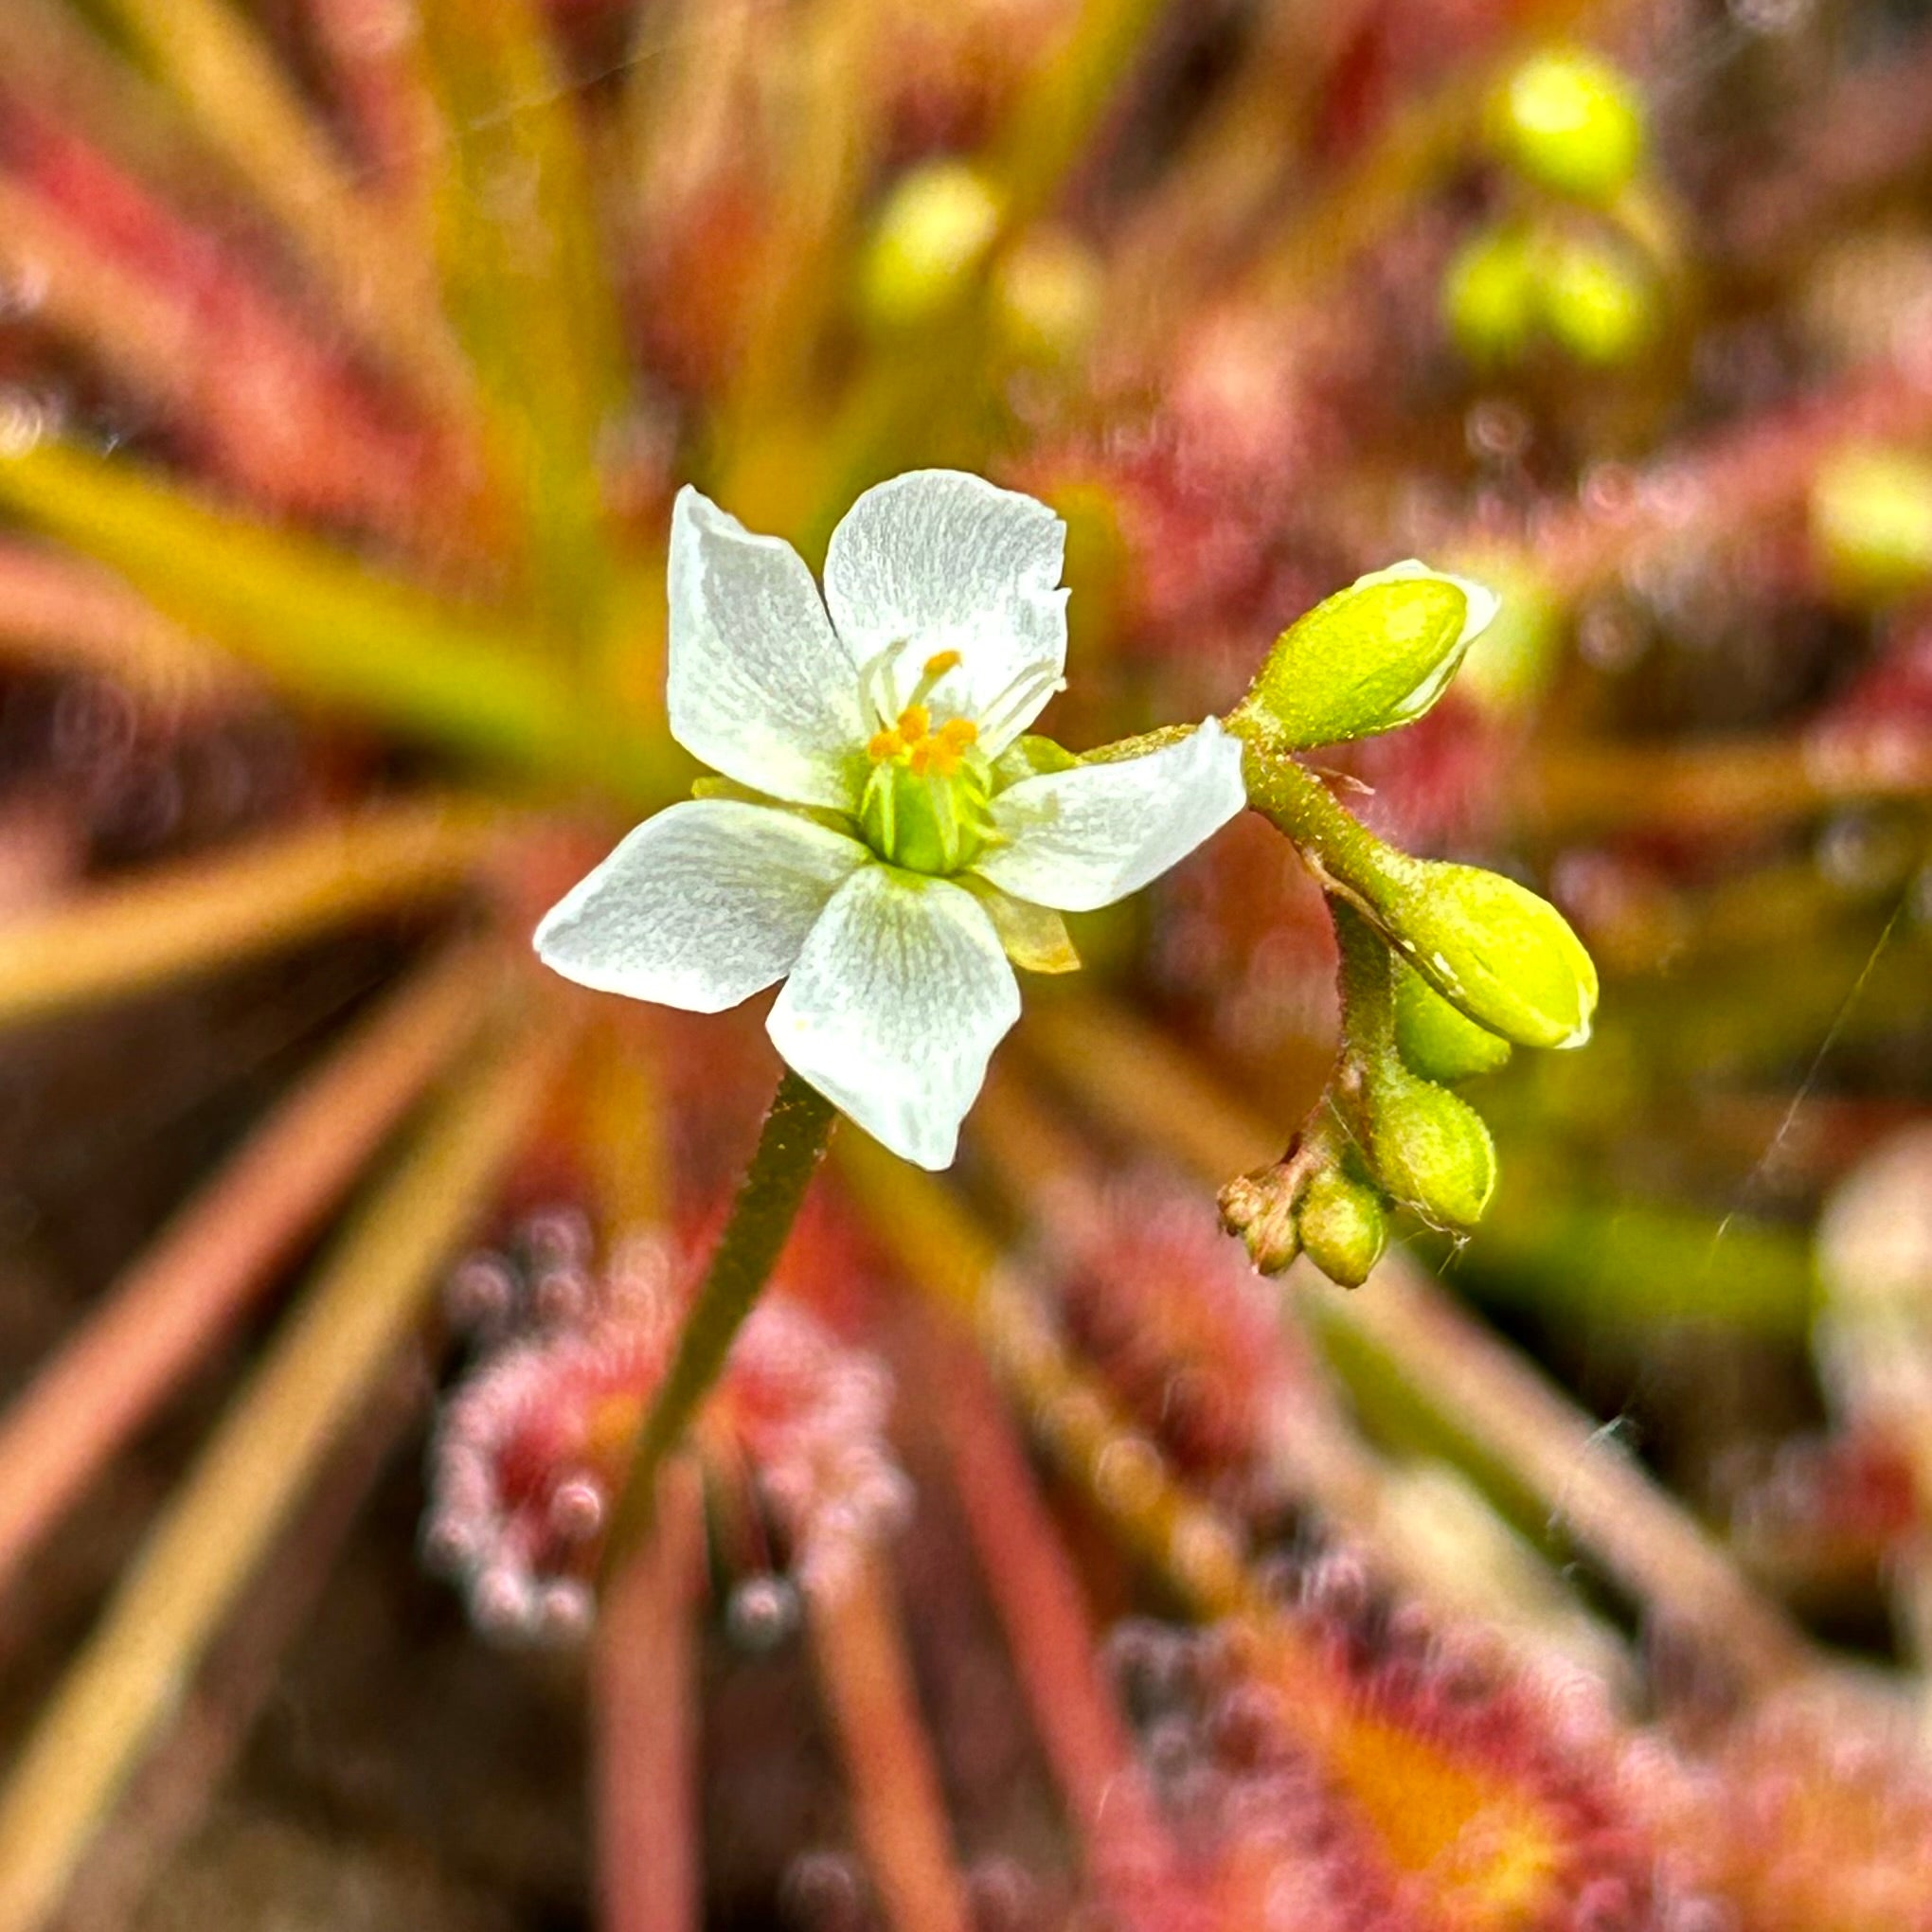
[[0, 0, 1927, 1928]]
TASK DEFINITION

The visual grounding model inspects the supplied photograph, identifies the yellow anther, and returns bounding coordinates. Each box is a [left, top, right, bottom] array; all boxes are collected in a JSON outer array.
[[896, 704, 932, 742], [909, 715, 978, 779], [922, 649, 962, 678], [868, 727, 905, 763]]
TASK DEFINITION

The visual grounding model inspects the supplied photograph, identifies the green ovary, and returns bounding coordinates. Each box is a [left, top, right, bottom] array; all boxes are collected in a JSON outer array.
[[858, 760, 994, 875]]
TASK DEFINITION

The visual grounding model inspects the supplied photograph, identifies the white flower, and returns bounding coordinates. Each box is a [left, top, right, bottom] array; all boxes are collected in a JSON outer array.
[[536, 469, 1247, 1169]]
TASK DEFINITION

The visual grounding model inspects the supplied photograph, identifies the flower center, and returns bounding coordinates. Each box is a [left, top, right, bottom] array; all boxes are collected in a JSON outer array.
[[856, 650, 995, 874]]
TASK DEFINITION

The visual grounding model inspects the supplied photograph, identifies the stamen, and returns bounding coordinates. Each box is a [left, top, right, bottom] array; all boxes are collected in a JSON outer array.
[[915, 716, 979, 779], [896, 703, 932, 742], [868, 727, 904, 763], [906, 649, 964, 711], [975, 665, 1064, 749]]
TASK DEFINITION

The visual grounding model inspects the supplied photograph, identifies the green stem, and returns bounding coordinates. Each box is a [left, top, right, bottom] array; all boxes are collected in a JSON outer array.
[[599, 1070, 838, 1582], [1232, 736, 1404, 901], [1331, 898, 1394, 1056]]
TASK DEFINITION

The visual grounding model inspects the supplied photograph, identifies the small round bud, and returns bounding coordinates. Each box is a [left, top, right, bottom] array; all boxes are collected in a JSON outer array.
[[1295, 1169, 1387, 1287], [859, 160, 1004, 330], [1810, 446, 1932, 602], [1368, 858, 1599, 1050], [1493, 48, 1646, 205], [1538, 234, 1655, 366], [1365, 1067, 1497, 1231], [1394, 962, 1513, 1082], [1233, 562, 1500, 751], [1443, 225, 1537, 365], [993, 228, 1103, 364]]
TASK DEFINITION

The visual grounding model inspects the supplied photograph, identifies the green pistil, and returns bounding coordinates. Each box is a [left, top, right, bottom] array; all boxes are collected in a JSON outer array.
[[859, 760, 996, 874]]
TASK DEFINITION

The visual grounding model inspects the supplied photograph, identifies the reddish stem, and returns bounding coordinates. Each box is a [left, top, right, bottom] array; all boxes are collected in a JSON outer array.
[[808, 1553, 971, 1932], [917, 1317, 1215, 1932], [1530, 358, 1932, 602], [595, 1460, 706, 1932]]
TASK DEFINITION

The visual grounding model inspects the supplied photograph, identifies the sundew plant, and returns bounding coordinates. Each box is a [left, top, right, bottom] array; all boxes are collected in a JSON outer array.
[[0, 4, 1927, 1931]]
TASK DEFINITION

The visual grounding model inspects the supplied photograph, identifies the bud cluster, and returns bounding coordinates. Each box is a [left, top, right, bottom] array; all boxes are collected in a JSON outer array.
[[1442, 47, 1667, 371], [1219, 574, 1599, 1286]]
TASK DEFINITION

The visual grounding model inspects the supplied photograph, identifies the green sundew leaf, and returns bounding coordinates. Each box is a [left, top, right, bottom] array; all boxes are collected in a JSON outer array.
[[416, 0, 631, 642], [0, 438, 654, 797]]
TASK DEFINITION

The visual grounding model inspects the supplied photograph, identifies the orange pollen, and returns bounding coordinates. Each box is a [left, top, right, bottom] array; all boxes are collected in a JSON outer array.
[[870, 703, 978, 774], [909, 716, 978, 778]]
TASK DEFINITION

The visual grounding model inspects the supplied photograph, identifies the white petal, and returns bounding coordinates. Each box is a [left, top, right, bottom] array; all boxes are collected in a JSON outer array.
[[668, 487, 867, 808], [767, 866, 1020, 1170], [823, 469, 1067, 753], [535, 800, 868, 1012], [975, 717, 1247, 912]]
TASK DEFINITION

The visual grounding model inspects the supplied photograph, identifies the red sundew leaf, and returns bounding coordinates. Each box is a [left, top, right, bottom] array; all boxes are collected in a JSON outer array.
[[4, 109, 448, 532]]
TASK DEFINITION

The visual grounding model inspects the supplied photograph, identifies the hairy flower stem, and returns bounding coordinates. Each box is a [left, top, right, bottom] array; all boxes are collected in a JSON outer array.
[[599, 1071, 838, 1582]]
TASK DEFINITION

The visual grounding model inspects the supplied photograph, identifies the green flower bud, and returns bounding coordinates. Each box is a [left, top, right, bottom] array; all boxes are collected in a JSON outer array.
[[1232, 562, 1500, 751], [1538, 234, 1655, 367], [1811, 446, 1932, 602], [1394, 962, 1512, 1082], [1493, 48, 1646, 205], [1366, 859, 1598, 1050], [993, 229, 1103, 365], [1296, 1168, 1388, 1287], [1443, 225, 1537, 365], [1365, 1065, 1497, 1231], [860, 161, 1003, 330]]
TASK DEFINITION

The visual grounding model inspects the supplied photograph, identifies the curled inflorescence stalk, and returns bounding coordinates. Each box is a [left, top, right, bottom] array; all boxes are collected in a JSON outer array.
[[1097, 563, 1602, 1288]]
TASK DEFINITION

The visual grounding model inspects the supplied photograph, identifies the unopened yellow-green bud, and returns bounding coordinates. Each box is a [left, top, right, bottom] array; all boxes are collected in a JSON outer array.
[[1443, 226, 1537, 365], [1539, 235, 1655, 366], [1365, 1067, 1497, 1231], [1296, 1168, 1387, 1287], [1394, 962, 1513, 1082], [1811, 446, 1932, 602], [993, 229, 1103, 364], [1233, 562, 1500, 750], [860, 160, 1003, 330], [1494, 48, 1646, 205], [1368, 859, 1599, 1050]]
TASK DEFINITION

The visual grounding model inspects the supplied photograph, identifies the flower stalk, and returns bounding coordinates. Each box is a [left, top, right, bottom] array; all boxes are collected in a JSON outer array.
[[598, 1070, 838, 1582]]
